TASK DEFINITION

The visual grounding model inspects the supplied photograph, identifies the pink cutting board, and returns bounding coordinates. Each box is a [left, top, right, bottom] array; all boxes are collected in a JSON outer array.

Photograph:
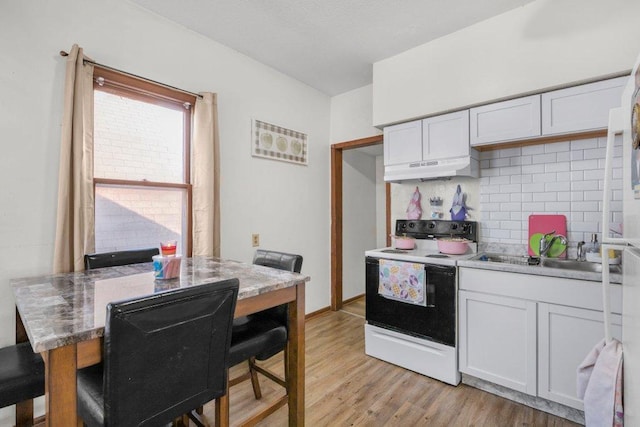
[[528, 214, 567, 257]]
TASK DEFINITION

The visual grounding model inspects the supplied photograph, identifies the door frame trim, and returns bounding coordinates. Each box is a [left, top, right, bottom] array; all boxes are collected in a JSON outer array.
[[331, 135, 389, 311]]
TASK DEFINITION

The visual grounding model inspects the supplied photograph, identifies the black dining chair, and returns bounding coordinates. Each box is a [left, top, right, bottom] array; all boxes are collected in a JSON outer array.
[[84, 248, 159, 270], [76, 278, 239, 427], [0, 341, 45, 427], [224, 250, 302, 422]]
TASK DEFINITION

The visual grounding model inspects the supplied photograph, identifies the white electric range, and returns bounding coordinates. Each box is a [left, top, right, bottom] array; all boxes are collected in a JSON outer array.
[[364, 219, 478, 386]]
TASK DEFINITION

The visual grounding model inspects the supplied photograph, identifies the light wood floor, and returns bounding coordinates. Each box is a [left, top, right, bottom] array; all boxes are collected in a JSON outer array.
[[201, 307, 579, 427], [340, 295, 365, 318]]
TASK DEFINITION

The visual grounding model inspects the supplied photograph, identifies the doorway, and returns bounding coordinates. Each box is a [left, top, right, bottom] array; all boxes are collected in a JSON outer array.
[[331, 135, 390, 311]]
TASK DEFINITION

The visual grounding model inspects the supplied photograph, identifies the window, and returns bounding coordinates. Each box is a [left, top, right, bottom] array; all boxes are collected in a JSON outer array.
[[92, 68, 194, 256]]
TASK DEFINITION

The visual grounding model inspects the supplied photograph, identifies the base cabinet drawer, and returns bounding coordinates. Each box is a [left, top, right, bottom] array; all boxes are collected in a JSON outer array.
[[458, 290, 537, 395], [537, 303, 622, 410]]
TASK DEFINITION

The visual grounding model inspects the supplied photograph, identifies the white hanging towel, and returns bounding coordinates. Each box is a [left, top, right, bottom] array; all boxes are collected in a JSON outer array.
[[577, 338, 624, 426]]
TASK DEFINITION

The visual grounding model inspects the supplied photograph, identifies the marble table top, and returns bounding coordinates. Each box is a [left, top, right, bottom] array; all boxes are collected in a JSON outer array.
[[11, 257, 309, 353]]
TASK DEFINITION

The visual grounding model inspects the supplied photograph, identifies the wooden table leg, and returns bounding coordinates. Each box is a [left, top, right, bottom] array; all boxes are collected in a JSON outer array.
[[45, 344, 78, 427], [287, 283, 305, 426], [215, 377, 230, 427]]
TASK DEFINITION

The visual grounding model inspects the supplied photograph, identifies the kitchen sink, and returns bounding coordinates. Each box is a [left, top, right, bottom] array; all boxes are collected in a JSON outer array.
[[472, 253, 622, 274], [540, 258, 622, 274]]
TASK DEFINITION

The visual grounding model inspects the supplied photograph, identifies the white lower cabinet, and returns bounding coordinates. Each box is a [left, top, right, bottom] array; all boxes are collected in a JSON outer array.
[[458, 267, 623, 411], [459, 290, 537, 395], [537, 303, 622, 410]]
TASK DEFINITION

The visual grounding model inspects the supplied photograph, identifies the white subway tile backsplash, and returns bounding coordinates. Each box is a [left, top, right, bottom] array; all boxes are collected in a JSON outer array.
[[570, 150, 584, 161], [533, 173, 557, 183], [571, 138, 598, 150], [572, 201, 600, 212], [522, 164, 545, 174], [584, 148, 606, 160], [544, 201, 570, 212], [500, 202, 522, 211], [571, 159, 599, 170], [522, 145, 545, 155], [500, 166, 522, 176], [570, 171, 584, 181], [500, 184, 522, 193], [571, 191, 584, 201], [545, 181, 570, 192], [532, 153, 557, 164], [490, 193, 511, 203], [545, 162, 570, 173], [556, 152, 571, 162], [583, 190, 603, 201], [532, 192, 557, 202], [545, 141, 571, 152], [499, 147, 522, 158], [572, 180, 599, 191], [476, 137, 621, 251], [490, 158, 511, 168], [522, 182, 545, 192], [490, 175, 511, 185], [501, 220, 521, 230]]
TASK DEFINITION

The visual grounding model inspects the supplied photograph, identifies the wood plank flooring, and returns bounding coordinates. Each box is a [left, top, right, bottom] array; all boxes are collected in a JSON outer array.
[[340, 295, 365, 318], [200, 306, 579, 427]]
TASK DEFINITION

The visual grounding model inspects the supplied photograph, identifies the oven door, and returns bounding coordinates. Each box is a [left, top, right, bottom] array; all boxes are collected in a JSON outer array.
[[365, 256, 456, 346]]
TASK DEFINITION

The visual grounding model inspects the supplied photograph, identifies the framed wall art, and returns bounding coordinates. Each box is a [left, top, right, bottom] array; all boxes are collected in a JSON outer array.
[[252, 119, 308, 165]]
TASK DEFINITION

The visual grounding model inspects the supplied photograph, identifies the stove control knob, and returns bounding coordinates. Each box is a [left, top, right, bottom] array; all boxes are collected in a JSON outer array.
[[428, 222, 436, 229], [451, 223, 458, 230], [409, 222, 415, 228], [462, 224, 470, 232]]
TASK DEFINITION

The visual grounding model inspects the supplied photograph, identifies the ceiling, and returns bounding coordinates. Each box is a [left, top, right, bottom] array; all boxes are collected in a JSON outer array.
[[131, 0, 534, 96]]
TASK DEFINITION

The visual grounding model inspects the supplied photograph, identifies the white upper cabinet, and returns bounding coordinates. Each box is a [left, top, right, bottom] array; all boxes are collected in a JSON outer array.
[[383, 120, 422, 166], [422, 110, 470, 160], [541, 76, 627, 135], [470, 95, 541, 146]]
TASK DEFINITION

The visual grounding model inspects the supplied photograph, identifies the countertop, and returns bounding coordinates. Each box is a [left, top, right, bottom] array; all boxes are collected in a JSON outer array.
[[11, 256, 310, 352], [458, 256, 622, 284]]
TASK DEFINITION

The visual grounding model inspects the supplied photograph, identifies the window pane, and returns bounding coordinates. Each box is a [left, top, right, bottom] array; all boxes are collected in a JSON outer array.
[[94, 90, 185, 183], [95, 184, 187, 254]]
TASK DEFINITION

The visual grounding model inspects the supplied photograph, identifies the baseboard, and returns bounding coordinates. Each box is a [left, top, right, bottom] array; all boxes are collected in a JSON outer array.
[[305, 306, 331, 320], [342, 293, 365, 305]]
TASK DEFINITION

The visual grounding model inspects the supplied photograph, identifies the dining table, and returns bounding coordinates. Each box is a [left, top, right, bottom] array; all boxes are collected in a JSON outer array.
[[11, 256, 309, 427]]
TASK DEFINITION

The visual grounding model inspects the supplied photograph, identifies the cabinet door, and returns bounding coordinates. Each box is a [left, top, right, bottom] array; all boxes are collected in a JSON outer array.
[[538, 303, 622, 410], [422, 110, 470, 161], [541, 77, 627, 135], [383, 120, 422, 166], [459, 291, 537, 395], [470, 95, 541, 146]]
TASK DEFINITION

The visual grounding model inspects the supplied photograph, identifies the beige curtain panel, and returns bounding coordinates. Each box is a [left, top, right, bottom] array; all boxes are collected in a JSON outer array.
[[53, 44, 95, 273], [192, 92, 221, 257]]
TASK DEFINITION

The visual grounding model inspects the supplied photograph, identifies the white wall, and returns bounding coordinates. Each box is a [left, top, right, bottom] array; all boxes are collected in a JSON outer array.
[[0, 3, 331, 421], [342, 151, 377, 300], [330, 84, 382, 142], [373, 0, 640, 126], [330, 85, 384, 300]]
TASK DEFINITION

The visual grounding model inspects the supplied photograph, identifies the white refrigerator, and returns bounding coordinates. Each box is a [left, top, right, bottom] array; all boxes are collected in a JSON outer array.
[[603, 53, 640, 426]]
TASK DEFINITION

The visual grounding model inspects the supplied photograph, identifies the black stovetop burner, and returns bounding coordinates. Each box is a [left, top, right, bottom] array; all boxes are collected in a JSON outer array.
[[380, 249, 409, 254], [425, 254, 449, 258]]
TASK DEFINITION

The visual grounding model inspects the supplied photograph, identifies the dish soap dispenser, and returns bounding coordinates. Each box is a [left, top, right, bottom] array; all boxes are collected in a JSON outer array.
[[585, 233, 600, 262]]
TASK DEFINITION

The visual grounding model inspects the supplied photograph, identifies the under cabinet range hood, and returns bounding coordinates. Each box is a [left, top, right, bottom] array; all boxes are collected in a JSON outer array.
[[384, 151, 479, 182]]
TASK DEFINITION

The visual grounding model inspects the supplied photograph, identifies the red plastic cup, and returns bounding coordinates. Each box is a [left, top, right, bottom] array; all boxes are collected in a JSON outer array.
[[160, 240, 177, 256]]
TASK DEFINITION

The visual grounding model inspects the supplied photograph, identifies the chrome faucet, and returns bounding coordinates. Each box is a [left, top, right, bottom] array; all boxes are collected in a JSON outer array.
[[576, 241, 586, 261], [539, 230, 568, 258]]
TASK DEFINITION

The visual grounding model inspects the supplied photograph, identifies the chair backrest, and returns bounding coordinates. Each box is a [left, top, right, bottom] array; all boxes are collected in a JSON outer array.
[[252, 250, 303, 324], [84, 248, 160, 270], [102, 279, 239, 426]]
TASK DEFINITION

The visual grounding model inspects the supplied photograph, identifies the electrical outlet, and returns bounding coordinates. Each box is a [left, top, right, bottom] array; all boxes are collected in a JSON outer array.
[[252, 234, 260, 247]]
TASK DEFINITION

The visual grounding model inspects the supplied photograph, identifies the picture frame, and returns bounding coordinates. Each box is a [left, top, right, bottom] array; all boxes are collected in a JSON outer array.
[[251, 119, 308, 165]]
